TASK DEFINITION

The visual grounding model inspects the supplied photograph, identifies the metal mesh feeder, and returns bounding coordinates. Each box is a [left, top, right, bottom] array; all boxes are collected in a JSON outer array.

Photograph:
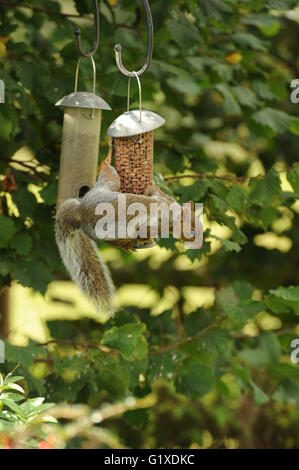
[[107, 109, 164, 195]]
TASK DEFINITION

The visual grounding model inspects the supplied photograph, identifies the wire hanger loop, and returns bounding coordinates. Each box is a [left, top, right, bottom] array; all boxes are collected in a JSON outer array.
[[127, 72, 143, 122]]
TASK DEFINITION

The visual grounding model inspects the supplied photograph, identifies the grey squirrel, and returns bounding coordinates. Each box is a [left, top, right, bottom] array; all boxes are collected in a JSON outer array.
[[55, 157, 197, 315]]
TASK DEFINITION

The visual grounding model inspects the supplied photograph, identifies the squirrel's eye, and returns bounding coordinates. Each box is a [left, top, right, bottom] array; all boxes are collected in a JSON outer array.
[[79, 186, 90, 198]]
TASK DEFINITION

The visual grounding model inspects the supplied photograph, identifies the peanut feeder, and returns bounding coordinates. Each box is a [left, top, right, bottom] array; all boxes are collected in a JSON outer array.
[[108, 0, 160, 195], [107, 108, 164, 195], [55, 57, 111, 209], [107, 73, 164, 249], [106, 1, 164, 248]]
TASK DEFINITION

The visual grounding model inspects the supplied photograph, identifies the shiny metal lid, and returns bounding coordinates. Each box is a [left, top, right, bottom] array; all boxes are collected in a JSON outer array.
[[107, 109, 165, 137], [55, 92, 111, 110]]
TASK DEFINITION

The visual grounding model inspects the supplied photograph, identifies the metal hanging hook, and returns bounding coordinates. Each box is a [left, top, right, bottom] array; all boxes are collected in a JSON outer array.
[[114, 0, 153, 78], [74, 0, 99, 58]]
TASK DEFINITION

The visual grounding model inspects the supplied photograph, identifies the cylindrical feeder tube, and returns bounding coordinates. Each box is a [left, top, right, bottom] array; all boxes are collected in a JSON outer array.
[[113, 131, 153, 195], [107, 109, 165, 248], [108, 109, 165, 195], [55, 92, 111, 210]]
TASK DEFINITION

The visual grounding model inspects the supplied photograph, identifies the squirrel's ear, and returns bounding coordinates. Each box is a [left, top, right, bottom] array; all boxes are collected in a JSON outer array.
[[100, 157, 115, 177], [100, 158, 109, 171]]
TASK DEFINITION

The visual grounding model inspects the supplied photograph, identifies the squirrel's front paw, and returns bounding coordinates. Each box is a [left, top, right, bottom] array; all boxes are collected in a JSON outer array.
[[144, 184, 157, 196]]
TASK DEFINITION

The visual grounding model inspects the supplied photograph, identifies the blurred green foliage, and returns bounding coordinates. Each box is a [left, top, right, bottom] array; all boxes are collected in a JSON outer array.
[[1, 0, 299, 449]]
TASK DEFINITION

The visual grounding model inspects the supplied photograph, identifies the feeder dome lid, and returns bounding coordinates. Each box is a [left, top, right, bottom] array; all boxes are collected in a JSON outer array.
[[55, 92, 111, 110], [107, 110, 165, 138]]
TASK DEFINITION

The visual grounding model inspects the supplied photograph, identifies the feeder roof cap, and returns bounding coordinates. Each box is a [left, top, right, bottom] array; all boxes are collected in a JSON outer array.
[[107, 110, 165, 138], [55, 92, 111, 110]]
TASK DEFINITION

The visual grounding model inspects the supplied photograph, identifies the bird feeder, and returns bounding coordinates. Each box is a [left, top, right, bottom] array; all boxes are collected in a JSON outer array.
[[55, 56, 111, 209], [107, 105, 164, 249], [106, 0, 165, 248], [107, 107, 164, 195], [107, 78, 164, 249], [107, 0, 162, 196]]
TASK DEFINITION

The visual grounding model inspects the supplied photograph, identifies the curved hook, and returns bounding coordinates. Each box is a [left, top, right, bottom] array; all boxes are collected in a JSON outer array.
[[74, 0, 99, 58], [114, 0, 153, 78]]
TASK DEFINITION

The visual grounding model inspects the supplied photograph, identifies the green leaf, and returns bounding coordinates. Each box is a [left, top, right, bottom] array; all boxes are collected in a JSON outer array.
[[98, 356, 129, 399], [176, 362, 214, 398], [221, 239, 242, 253], [233, 281, 255, 301], [242, 14, 280, 36], [249, 169, 281, 206], [167, 77, 201, 96], [258, 332, 281, 362], [10, 233, 33, 256], [121, 357, 148, 389], [54, 356, 86, 376], [269, 363, 299, 380], [247, 206, 278, 230], [166, 17, 202, 50], [0, 115, 12, 140], [229, 300, 265, 325], [148, 351, 184, 382], [1, 398, 24, 418], [239, 349, 270, 367], [232, 33, 267, 52], [287, 163, 299, 193], [266, 286, 299, 315], [218, 214, 248, 244], [12, 260, 52, 294], [272, 380, 299, 405], [252, 108, 293, 134], [13, 188, 37, 219], [179, 181, 209, 204], [199, 0, 232, 19], [217, 282, 255, 312], [40, 182, 58, 206], [198, 330, 229, 354], [1, 383, 25, 394], [22, 400, 54, 418], [232, 86, 259, 109], [215, 84, 241, 116], [253, 81, 277, 101], [216, 286, 239, 314], [210, 194, 229, 213], [213, 237, 242, 253], [235, 364, 269, 404], [0, 215, 16, 248], [102, 323, 148, 360], [226, 185, 247, 212], [251, 382, 270, 405], [4, 341, 47, 368], [73, 0, 89, 15], [15, 62, 35, 90], [267, 0, 297, 9], [3, 375, 24, 385]]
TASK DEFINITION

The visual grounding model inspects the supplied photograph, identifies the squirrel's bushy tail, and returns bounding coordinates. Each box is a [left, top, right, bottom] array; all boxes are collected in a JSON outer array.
[[55, 199, 115, 316]]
